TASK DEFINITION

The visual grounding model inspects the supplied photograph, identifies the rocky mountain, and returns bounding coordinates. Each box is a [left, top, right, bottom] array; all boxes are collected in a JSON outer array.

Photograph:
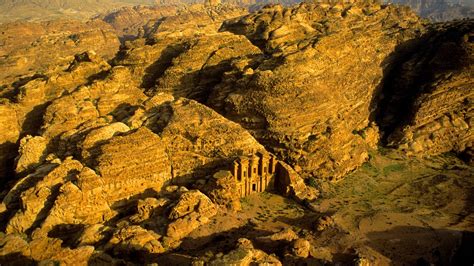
[[0, 1, 472, 265], [1, 0, 472, 25], [388, 0, 474, 21], [0, 0, 162, 22]]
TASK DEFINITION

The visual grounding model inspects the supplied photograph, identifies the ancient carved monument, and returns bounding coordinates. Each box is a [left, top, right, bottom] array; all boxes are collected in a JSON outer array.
[[232, 152, 278, 197]]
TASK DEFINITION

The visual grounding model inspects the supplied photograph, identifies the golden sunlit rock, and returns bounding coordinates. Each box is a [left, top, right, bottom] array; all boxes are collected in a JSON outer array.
[[0, 0, 472, 265]]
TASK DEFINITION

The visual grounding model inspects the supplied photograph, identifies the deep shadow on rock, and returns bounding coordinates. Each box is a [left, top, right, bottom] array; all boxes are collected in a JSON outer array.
[[366, 226, 474, 265], [370, 20, 473, 153], [0, 252, 37, 266]]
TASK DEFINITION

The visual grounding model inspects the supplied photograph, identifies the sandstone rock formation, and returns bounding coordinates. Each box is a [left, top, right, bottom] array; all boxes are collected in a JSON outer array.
[[167, 190, 217, 240], [99, 5, 180, 40], [14, 135, 49, 174], [0, 26, 119, 179], [388, 0, 474, 21], [105, 225, 165, 261], [0, 20, 119, 87], [0, 0, 163, 23], [208, 238, 282, 265], [0, 0, 472, 264], [112, 4, 252, 90], [0, 233, 95, 265], [379, 20, 473, 160], [276, 161, 319, 202], [206, 170, 242, 210], [146, 98, 267, 181], [209, 1, 424, 179]]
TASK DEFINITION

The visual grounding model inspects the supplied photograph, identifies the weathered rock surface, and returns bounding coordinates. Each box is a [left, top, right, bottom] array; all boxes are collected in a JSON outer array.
[[41, 66, 147, 140], [0, 233, 95, 265], [208, 238, 282, 265], [153, 98, 267, 181], [276, 161, 319, 202], [0, 51, 112, 179], [380, 20, 473, 160], [14, 135, 48, 174], [0, 20, 119, 87], [291, 238, 311, 258], [255, 228, 298, 249], [0, 1, 472, 265], [0, 103, 22, 179], [112, 5, 252, 90], [106, 226, 165, 261], [153, 32, 261, 100], [144, 4, 247, 39], [206, 170, 242, 210], [100, 5, 179, 40], [389, 0, 474, 21], [167, 190, 217, 240], [209, 1, 425, 179], [5, 158, 83, 234]]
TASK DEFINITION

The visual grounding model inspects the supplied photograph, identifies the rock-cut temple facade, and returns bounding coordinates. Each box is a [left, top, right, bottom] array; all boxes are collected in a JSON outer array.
[[231, 152, 278, 197]]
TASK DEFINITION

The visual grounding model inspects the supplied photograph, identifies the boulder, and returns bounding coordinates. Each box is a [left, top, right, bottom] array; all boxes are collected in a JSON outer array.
[[15, 135, 49, 174], [167, 190, 217, 240], [291, 239, 311, 258], [209, 238, 282, 266]]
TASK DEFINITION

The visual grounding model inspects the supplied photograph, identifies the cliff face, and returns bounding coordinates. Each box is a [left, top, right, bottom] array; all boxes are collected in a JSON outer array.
[[0, 20, 120, 180], [0, 1, 472, 265], [377, 20, 473, 160], [207, 2, 425, 180]]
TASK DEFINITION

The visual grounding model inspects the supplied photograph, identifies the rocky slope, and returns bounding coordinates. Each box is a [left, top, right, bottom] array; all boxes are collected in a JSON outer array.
[[206, 2, 424, 180], [376, 20, 473, 160], [388, 0, 474, 21], [0, 19, 120, 87], [100, 3, 247, 40], [0, 20, 120, 180], [0, 1, 472, 265], [99, 5, 179, 40]]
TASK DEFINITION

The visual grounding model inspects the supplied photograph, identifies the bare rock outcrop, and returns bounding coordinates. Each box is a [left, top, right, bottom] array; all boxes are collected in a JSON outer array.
[[5, 158, 83, 234], [144, 98, 267, 181], [0, 103, 22, 179], [0, 20, 119, 87], [41, 66, 147, 141], [100, 5, 179, 40], [379, 20, 473, 160], [255, 228, 298, 249], [0, 233, 95, 265], [208, 238, 282, 266], [208, 1, 425, 179], [15, 135, 48, 174], [291, 238, 311, 258], [113, 7, 257, 92], [37, 128, 171, 232], [206, 170, 242, 210], [143, 4, 248, 40], [105, 226, 165, 261], [0, 51, 112, 179], [0, 1, 472, 264], [276, 161, 319, 202], [153, 32, 261, 101], [166, 190, 217, 240]]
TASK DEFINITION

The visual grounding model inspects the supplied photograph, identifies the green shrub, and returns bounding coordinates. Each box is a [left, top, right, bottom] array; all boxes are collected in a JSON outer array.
[[383, 164, 406, 176]]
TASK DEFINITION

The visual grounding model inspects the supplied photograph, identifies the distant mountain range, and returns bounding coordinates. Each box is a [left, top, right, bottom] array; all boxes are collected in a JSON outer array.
[[0, 0, 161, 22], [0, 0, 472, 23], [387, 0, 474, 21]]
